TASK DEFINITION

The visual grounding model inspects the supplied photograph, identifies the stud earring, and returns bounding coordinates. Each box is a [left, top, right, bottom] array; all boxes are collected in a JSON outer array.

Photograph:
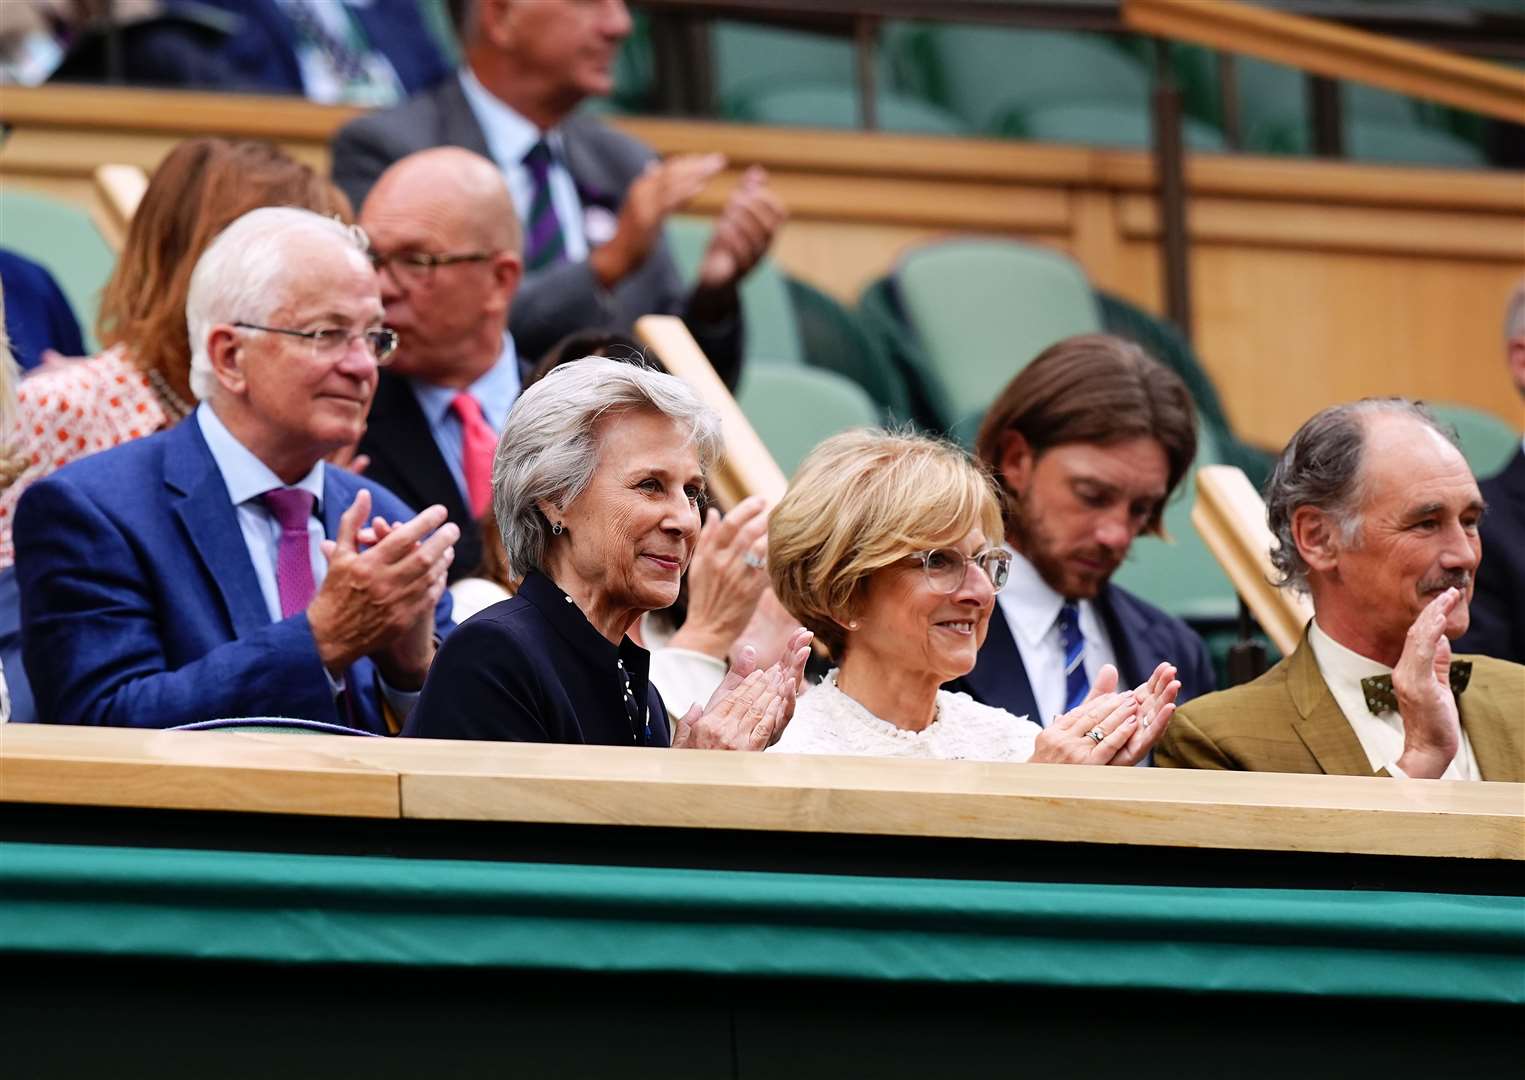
[[551, 521, 563, 536], [848, 620, 860, 630]]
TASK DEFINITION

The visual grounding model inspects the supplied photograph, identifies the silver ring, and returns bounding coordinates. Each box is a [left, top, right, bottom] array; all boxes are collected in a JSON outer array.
[[1085, 727, 1105, 745], [742, 552, 766, 570]]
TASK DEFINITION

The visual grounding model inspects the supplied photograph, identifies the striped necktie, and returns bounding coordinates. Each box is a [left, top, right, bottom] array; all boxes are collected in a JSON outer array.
[[1057, 601, 1089, 713], [522, 140, 567, 272]]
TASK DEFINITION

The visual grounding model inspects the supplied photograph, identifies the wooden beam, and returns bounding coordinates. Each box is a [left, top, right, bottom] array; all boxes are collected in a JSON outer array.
[[89, 163, 147, 251], [1124, 0, 1525, 125], [1192, 465, 1313, 656], [634, 314, 788, 507]]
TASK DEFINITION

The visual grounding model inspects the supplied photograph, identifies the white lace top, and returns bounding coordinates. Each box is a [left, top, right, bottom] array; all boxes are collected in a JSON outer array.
[[769, 671, 1042, 762]]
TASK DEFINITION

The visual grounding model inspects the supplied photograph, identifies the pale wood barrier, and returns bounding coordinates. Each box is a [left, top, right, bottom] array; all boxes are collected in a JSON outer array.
[[1193, 465, 1313, 655], [1, 85, 1521, 447], [2, 724, 1521, 860], [1124, 0, 1525, 125], [89, 163, 147, 251]]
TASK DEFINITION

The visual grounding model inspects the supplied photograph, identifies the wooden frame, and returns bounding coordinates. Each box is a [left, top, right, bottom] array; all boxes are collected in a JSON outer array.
[[1124, 0, 1525, 124], [1192, 465, 1313, 655]]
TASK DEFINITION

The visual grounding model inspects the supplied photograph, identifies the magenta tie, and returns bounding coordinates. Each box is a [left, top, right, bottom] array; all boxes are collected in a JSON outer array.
[[451, 391, 498, 518], [261, 488, 317, 619]]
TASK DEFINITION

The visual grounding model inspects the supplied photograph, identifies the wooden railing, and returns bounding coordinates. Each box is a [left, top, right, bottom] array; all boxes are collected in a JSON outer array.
[[1124, 0, 1525, 125], [3, 724, 1521, 861]]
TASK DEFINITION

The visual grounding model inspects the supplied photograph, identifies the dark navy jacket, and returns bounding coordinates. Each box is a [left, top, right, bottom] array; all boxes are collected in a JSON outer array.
[[946, 582, 1216, 725], [13, 417, 452, 732], [406, 570, 670, 747], [0, 249, 85, 370], [1456, 447, 1525, 665]]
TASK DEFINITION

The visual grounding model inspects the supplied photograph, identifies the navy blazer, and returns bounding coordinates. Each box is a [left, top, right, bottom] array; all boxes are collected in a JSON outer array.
[[330, 75, 745, 387], [13, 417, 453, 731], [405, 570, 669, 746], [0, 249, 85, 370], [946, 582, 1216, 725], [1456, 446, 1525, 664]]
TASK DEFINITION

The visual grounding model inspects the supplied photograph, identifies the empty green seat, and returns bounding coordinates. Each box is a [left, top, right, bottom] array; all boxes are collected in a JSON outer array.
[[725, 83, 968, 136], [712, 21, 858, 113], [0, 187, 115, 352], [785, 275, 914, 422], [1006, 101, 1226, 151], [890, 239, 1103, 430], [736, 366, 881, 479], [665, 215, 804, 367], [896, 26, 1150, 133], [1427, 403, 1520, 479]]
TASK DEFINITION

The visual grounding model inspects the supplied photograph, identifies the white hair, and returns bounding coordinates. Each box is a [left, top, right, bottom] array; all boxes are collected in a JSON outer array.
[[185, 206, 370, 401], [493, 356, 724, 578]]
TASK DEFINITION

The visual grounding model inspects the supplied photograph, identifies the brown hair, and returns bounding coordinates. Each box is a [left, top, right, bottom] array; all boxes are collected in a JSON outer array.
[[973, 333, 1197, 536], [96, 138, 353, 401]]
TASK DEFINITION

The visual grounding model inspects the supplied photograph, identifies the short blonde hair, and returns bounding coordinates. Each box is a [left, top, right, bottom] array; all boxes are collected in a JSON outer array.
[[769, 429, 1004, 661]]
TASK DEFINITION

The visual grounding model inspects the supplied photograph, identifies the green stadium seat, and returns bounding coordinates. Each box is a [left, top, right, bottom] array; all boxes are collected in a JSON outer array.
[[725, 83, 968, 136], [894, 26, 1151, 133], [1005, 101, 1226, 150], [664, 215, 804, 366], [784, 275, 914, 422], [0, 187, 115, 352], [1427, 402, 1521, 479], [736, 365, 882, 479], [889, 239, 1103, 430], [712, 21, 858, 112]]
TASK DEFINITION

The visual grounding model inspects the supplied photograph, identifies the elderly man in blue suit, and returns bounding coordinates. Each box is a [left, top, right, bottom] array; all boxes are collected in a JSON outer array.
[[946, 334, 1216, 736], [14, 207, 457, 732]]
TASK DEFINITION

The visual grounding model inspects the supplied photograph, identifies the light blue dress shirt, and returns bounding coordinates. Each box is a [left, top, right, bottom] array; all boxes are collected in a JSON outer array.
[[458, 67, 590, 260], [407, 333, 520, 505], [196, 403, 421, 716]]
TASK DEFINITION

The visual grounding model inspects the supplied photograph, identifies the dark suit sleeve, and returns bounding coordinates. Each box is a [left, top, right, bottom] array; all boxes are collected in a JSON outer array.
[[16, 476, 340, 728], [330, 113, 404, 212], [404, 615, 545, 741], [681, 297, 744, 391], [1455, 511, 1524, 664], [1154, 706, 1236, 770]]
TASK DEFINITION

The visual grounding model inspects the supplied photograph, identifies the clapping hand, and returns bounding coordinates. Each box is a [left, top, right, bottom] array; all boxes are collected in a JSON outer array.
[[668, 495, 771, 660], [1392, 587, 1464, 778], [671, 627, 813, 750], [697, 166, 786, 291]]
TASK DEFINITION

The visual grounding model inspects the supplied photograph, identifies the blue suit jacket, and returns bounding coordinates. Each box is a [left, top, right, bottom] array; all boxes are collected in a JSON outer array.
[[14, 418, 452, 731], [946, 582, 1216, 724]]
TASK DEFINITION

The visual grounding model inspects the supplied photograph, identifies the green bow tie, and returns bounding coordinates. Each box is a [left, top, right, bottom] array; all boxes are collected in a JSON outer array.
[[1359, 661, 1472, 714]]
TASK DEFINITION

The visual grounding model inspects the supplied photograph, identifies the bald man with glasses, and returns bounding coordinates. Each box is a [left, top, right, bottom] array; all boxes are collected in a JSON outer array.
[[14, 207, 456, 732], [356, 146, 527, 581]]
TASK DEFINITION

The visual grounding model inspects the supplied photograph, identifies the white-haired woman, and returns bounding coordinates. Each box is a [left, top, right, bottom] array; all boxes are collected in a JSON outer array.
[[406, 358, 812, 748], [767, 430, 1178, 762]]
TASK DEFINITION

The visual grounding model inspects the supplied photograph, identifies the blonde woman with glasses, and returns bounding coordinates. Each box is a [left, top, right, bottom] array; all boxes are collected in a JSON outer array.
[[767, 430, 1179, 763]]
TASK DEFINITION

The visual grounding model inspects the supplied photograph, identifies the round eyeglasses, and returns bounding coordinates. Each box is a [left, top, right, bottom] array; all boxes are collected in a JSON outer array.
[[369, 250, 493, 288], [904, 547, 1011, 593], [233, 322, 399, 365]]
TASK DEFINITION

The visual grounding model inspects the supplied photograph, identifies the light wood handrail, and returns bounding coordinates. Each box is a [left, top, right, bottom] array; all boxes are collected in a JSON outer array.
[[2, 725, 1520, 861], [634, 314, 787, 508], [1124, 0, 1525, 125], [89, 163, 147, 251], [1192, 465, 1313, 655]]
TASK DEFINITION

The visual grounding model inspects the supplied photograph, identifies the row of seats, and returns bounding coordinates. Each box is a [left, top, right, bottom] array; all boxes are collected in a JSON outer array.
[[610, 17, 1497, 167]]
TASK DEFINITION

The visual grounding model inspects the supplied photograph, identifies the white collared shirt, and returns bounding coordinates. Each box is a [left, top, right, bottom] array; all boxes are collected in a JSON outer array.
[[458, 68, 590, 260], [993, 547, 1119, 726], [1307, 619, 1481, 780]]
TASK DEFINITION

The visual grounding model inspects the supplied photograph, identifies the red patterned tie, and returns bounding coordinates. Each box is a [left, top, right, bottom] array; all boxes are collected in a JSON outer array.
[[261, 488, 317, 618], [451, 391, 497, 518]]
